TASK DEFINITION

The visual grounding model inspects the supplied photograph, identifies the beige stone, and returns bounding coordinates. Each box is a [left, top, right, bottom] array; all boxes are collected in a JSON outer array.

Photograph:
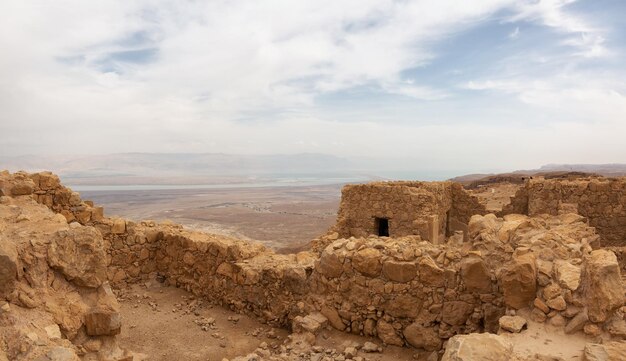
[[376, 319, 403, 346], [460, 257, 491, 293], [352, 248, 382, 277], [321, 305, 345, 331], [418, 257, 445, 287], [382, 260, 416, 283], [499, 315, 527, 333], [583, 342, 626, 361], [555, 260, 581, 291], [403, 322, 442, 351], [500, 253, 537, 309], [318, 250, 343, 278], [584, 250, 624, 323], [111, 217, 126, 234], [84, 308, 122, 336], [442, 301, 473, 326], [442, 333, 512, 361], [546, 296, 567, 311], [48, 227, 107, 288]]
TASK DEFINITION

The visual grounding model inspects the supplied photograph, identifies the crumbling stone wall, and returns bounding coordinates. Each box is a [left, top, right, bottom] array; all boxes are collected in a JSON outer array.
[[4, 171, 624, 351], [310, 237, 502, 349], [331, 182, 486, 243], [500, 178, 626, 246]]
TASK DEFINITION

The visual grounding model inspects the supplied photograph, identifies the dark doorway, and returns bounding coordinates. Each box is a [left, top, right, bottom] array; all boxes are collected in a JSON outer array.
[[376, 217, 389, 237]]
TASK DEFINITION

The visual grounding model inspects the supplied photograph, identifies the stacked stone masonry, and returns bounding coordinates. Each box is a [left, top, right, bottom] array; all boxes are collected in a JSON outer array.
[[500, 177, 626, 246], [1, 171, 625, 354]]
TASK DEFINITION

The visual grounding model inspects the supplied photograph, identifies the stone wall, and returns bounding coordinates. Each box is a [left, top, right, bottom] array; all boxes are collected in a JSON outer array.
[[3, 171, 624, 351], [500, 178, 626, 246], [331, 182, 486, 243]]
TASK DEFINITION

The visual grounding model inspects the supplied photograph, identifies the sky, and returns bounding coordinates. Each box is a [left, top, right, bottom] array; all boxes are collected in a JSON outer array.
[[1, 0, 625, 172]]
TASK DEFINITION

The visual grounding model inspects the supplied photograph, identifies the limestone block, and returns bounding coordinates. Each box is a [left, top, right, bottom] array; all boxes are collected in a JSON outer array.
[[498, 315, 527, 333], [352, 248, 382, 277], [555, 260, 581, 291], [84, 309, 121, 336], [382, 260, 416, 283], [418, 257, 445, 287], [583, 342, 626, 361], [460, 257, 491, 293], [48, 227, 107, 288], [403, 322, 442, 351], [442, 301, 473, 326], [500, 253, 537, 309], [584, 250, 624, 323], [442, 333, 512, 361], [318, 250, 343, 278], [376, 319, 403, 346]]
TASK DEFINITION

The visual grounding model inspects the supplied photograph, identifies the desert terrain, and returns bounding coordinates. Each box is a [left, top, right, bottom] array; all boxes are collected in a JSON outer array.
[[80, 184, 342, 253]]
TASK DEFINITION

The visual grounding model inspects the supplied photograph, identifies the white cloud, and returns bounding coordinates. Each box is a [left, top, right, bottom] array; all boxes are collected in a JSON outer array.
[[0, 0, 624, 171], [509, 26, 520, 39]]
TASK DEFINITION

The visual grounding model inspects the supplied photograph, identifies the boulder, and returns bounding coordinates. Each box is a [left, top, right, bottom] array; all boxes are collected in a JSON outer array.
[[555, 261, 581, 291], [352, 248, 382, 277], [0, 238, 18, 297], [111, 218, 126, 234], [403, 322, 442, 351], [584, 250, 624, 323], [583, 342, 626, 361], [48, 226, 107, 288], [382, 260, 416, 283], [442, 333, 512, 361], [376, 319, 403, 346], [498, 315, 527, 333], [500, 253, 537, 309], [460, 257, 491, 293]]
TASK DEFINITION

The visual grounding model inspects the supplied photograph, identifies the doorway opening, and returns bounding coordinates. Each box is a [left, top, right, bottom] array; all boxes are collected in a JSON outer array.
[[376, 217, 389, 237]]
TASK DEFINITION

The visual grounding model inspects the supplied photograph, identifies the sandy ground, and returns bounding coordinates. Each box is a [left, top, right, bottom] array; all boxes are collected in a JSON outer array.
[[81, 184, 341, 253], [117, 283, 421, 361]]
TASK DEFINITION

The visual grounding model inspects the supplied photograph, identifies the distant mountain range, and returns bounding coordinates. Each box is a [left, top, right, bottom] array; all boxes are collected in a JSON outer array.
[[450, 163, 626, 187], [2, 153, 624, 186]]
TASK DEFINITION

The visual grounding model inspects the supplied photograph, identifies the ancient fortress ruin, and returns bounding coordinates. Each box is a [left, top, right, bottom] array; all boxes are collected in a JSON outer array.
[[1, 171, 625, 360]]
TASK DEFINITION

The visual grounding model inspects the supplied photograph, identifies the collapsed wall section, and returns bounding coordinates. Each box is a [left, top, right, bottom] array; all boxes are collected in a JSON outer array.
[[500, 178, 626, 246]]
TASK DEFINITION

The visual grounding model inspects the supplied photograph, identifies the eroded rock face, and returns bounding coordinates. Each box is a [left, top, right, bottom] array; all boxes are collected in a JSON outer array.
[[500, 253, 537, 309], [584, 250, 624, 323], [0, 237, 18, 297], [48, 226, 107, 288], [442, 333, 512, 361]]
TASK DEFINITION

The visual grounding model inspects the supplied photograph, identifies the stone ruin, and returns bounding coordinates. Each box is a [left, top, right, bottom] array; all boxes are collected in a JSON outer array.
[[328, 182, 486, 243], [1, 171, 625, 360]]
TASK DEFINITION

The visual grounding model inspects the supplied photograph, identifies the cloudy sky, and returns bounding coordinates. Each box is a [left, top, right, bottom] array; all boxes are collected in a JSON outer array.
[[1, 0, 625, 171]]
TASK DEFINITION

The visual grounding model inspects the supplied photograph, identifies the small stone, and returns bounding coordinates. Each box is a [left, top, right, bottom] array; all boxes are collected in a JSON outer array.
[[362, 342, 382, 353], [498, 315, 527, 333], [534, 298, 550, 314], [565, 309, 589, 334], [344, 346, 357, 359], [546, 296, 567, 311], [530, 308, 547, 323], [584, 324, 601, 337]]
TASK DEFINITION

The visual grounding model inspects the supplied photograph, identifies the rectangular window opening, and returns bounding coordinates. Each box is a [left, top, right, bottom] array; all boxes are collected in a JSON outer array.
[[376, 217, 389, 237]]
